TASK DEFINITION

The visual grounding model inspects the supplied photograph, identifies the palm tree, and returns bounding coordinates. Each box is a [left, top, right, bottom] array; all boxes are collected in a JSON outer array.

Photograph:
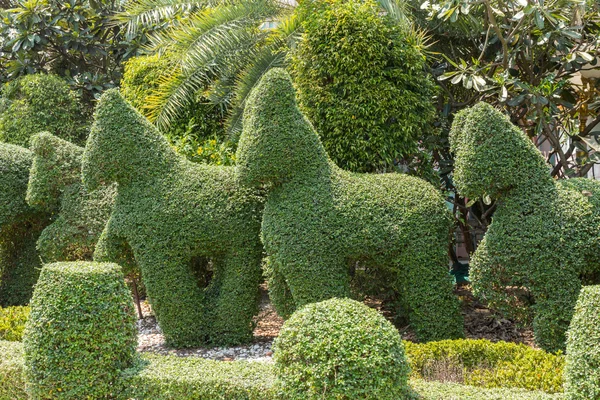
[[116, 0, 410, 137]]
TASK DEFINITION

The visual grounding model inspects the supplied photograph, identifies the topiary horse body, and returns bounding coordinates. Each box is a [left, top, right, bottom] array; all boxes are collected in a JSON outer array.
[[236, 69, 463, 342], [0, 143, 48, 306], [82, 90, 264, 347], [27, 132, 117, 263], [450, 102, 600, 352]]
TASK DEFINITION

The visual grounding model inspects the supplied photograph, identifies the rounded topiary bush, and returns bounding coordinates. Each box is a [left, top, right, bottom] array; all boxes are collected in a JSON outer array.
[[23, 261, 137, 399], [273, 298, 410, 399], [564, 285, 600, 399]]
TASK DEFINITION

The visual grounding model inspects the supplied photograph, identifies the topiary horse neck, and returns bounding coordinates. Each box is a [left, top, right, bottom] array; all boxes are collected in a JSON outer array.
[[450, 102, 554, 203], [236, 69, 330, 189], [82, 89, 179, 191]]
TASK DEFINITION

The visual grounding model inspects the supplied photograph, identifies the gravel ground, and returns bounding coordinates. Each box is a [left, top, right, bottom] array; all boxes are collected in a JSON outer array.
[[136, 287, 282, 362]]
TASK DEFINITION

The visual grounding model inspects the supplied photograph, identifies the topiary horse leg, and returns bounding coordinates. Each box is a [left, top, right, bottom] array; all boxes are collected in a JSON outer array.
[[137, 249, 207, 347], [279, 246, 350, 313], [264, 255, 296, 319], [402, 242, 464, 342], [532, 276, 581, 353], [209, 245, 262, 345]]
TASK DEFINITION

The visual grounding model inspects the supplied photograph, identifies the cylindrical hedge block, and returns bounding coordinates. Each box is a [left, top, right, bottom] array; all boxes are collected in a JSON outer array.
[[23, 261, 137, 399], [564, 285, 600, 399], [273, 298, 410, 399]]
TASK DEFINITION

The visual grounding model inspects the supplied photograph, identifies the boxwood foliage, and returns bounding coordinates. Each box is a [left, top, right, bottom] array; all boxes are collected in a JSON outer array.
[[26, 132, 120, 264], [0, 340, 27, 400], [81, 90, 264, 347], [405, 339, 564, 394], [564, 285, 600, 399], [0, 143, 48, 306], [236, 68, 462, 341], [0, 306, 30, 342], [449, 102, 600, 352], [0, 74, 88, 147], [23, 261, 137, 399], [273, 298, 411, 399], [289, 0, 436, 173]]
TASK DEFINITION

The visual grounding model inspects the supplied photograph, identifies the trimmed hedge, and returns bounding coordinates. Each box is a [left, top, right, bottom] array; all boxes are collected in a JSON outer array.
[[290, 0, 436, 173], [27, 132, 120, 263], [449, 102, 600, 352], [405, 339, 564, 393], [0, 143, 48, 306], [81, 89, 264, 347], [273, 298, 410, 399], [0, 74, 88, 147], [564, 285, 600, 399], [236, 68, 462, 341], [23, 261, 137, 399], [1, 339, 564, 400], [0, 306, 29, 342], [0, 340, 26, 400]]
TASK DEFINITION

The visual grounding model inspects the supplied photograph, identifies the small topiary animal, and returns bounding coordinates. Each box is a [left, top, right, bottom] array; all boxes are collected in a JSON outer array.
[[564, 285, 600, 399], [236, 68, 463, 342], [450, 102, 600, 352], [81, 90, 264, 347], [273, 298, 411, 399], [0, 143, 48, 306], [26, 132, 117, 263], [23, 261, 137, 399]]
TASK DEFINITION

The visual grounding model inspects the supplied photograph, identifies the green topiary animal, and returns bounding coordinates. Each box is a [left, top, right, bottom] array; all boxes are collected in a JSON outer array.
[[236, 68, 463, 342], [450, 102, 600, 352], [81, 90, 264, 347], [26, 132, 118, 263], [0, 143, 48, 306]]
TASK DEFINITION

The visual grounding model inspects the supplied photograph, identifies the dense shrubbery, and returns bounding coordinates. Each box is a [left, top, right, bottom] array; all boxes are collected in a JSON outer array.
[[237, 68, 462, 341], [27, 132, 119, 263], [0, 143, 48, 306], [23, 261, 137, 399], [0, 306, 29, 342], [0, 75, 88, 147], [290, 0, 436, 173], [564, 285, 600, 399], [273, 298, 410, 399], [0, 340, 26, 400], [450, 102, 600, 352], [405, 339, 564, 393], [82, 90, 264, 347], [121, 54, 234, 166]]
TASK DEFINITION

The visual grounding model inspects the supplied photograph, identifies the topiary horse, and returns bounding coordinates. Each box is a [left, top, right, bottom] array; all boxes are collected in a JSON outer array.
[[450, 102, 600, 352], [27, 132, 117, 263], [0, 143, 48, 306], [82, 90, 264, 347], [236, 68, 463, 342]]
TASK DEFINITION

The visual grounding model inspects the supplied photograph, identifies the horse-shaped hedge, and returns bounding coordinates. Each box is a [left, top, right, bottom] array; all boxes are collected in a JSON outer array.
[[0, 143, 48, 306], [450, 102, 600, 352], [27, 132, 117, 263], [236, 68, 464, 342], [82, 90, 264, 347]]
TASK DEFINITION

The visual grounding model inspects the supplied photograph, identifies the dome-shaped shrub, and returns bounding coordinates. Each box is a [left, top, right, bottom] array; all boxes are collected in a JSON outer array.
[[564, 285, 600, 399], [273, 298, 410, 399], [23, 261, 137, 399]]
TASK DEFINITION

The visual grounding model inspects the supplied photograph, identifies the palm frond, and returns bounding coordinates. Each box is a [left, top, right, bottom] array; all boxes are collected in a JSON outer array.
[[115, 0, 205, 34], [377, 0, 411, 28]]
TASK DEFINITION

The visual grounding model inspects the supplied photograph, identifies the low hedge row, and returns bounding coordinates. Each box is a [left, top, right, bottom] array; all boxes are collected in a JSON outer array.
[[0, 306, 29, 342], [405, 339, 564, 393], [0, 341, 564, 400]]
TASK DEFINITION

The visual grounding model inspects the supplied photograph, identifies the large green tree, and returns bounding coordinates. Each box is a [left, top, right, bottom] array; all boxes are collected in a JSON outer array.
[[290, 0, 436, 173]]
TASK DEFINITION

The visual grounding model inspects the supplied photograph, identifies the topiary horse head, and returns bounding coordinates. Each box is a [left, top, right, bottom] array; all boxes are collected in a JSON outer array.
[[236, 68, 464, 342], [0, 143, 48, 305], [450, 102, 600, 352], [26, 132, 118, 263], [82, 90, 264, 347]]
